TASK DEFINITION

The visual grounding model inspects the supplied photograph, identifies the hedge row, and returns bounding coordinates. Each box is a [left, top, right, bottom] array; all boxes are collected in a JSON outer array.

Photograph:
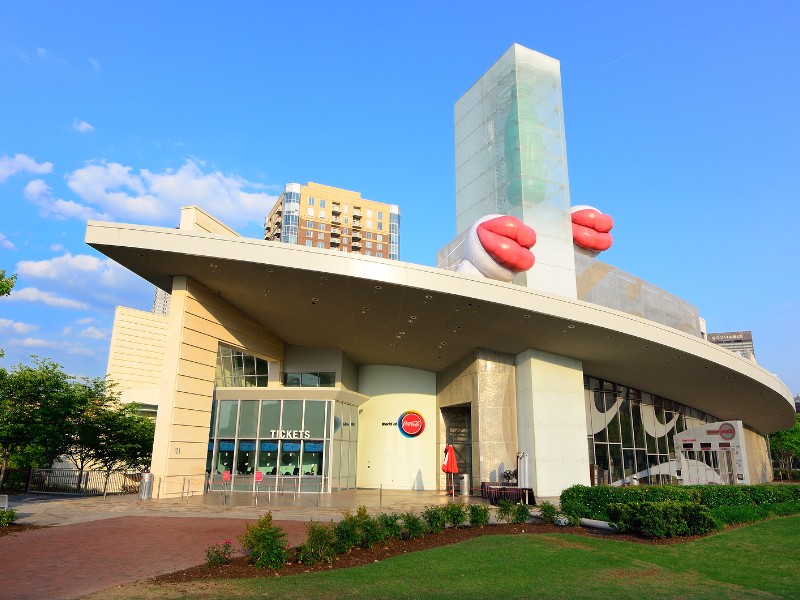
[[607, 501, 719, 538], [560, 484, 800, 521]]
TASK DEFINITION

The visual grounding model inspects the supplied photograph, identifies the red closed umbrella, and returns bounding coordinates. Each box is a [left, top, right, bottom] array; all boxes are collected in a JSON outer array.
[[442, 444, 458, 497]]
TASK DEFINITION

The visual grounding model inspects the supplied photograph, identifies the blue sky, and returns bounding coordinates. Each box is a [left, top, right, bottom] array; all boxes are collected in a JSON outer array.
[[1, 1, 798, 395]]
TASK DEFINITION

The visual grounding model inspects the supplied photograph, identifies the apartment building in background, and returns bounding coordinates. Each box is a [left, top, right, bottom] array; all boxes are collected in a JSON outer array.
[[264, 182, 400, 260]]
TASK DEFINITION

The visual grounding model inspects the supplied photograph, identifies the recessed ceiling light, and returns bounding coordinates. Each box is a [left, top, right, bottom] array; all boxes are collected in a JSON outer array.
[[410, 316, 417, 320], [374, 285, 382, 290], [568, 325, 575, 329], [210, 263, 218, 269], [440, 341, 447, 346], [266, 268, 273, 273], [137, 253, 145, 258], [523, 314, 531, 319], [425, 295, 433, 299], [320, 276, 327, 281], [397, 335, 402, 339], [363, 306, 369, 311]]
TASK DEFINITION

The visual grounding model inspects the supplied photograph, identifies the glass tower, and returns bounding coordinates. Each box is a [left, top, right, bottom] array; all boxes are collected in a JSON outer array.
[[454, 44, 576, 297]]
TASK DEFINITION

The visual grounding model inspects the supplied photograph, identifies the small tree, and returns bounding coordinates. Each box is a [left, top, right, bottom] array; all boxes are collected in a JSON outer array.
[[769, 415, 800, 476], [0, 357, 79, 489], [0, 270, 16, 359]]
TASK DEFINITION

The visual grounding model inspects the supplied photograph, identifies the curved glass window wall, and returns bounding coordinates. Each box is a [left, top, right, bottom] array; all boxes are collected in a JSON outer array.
[[585, 376, 721, 486]]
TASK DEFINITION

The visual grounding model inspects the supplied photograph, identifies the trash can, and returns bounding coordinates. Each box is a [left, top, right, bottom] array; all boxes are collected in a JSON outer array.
[[459, 473, 471, 496], [138, 472, 154, 500]]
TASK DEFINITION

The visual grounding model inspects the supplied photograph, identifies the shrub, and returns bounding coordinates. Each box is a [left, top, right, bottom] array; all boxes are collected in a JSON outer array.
[[496, 499, 516, 524], [376, 513, 403, 540], [239, 512, 290, 569], [333, 511, 361, 554], [3, 471, 26, 492], [298, 521, 336, 565], [205, 539, 233, 567], [694, 485, 750, 508], [401, 511, 427, 539], [356, 506, 388, 548], [0, 509, 17, 527], [537, 500, 558, 524], [711, 504, 769, 525], [443, 502, 467, 528], [422, 505, 447, 534], [608, 501, 719, 539], [511, 502, 531, 524], [468, 504, 490, 527]]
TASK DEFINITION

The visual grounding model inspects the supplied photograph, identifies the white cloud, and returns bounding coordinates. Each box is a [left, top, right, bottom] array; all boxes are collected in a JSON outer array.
[[72, 119, 95, 133], [0, 233, 15, 250], [88, 57, 101, 74], [66, 159, 277, 227], [0, 318, 38, 334], [50, 243, 66, 252], [24, 179, 110, 221], [0, 154, 53, 183], [14, 337, 60, 349], [3, 287, 89, 309], [17, 252, 123, 287], [79, 326, 108, 340], [76, 317, 94, 325]]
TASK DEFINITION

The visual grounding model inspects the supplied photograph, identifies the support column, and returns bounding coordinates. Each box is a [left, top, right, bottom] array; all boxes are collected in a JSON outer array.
[[515, 349, 590, 498]]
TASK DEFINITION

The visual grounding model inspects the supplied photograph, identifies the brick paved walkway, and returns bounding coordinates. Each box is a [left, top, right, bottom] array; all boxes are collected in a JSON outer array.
[[0, 516, 307, 600]]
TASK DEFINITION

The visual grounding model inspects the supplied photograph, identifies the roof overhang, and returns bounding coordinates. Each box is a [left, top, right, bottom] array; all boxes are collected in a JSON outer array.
[[86, 221, 796, 434]]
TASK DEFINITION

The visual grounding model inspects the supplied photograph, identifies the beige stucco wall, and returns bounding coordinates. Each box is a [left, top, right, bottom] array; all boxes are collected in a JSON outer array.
[[106, 306, 169, 407], [743, 426, 773, 483], [356, 365, 437, 490], [151, 276, 284, 497]]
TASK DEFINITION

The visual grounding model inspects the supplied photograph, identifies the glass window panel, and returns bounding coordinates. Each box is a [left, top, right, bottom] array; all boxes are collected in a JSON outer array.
[[284, 373, 301, 387], [331, 439, 341, 490], [334, 402, 345, 440], [259, 401, 281, 437], [238, 400, 259, 438], [282, 400, 303, 431], [635, 450, 648, 478], [302, 372, 321, 387], [280, 441, 300, 475], [606, 395, 621, 444], [217, 439, 235, 473], [609, 445, 623, 485], [258, 441, 278, 475], [619, 398, 633, 448], [218, 400, 238, 437], [632, 400, 645, 448], [592, 392, 607, 442], [318, 372, 336, 387], [206, 440, 214, 473], [301, 440, 323, 476], [237, 440, 256, 475], [304, 401, 326, 438], [348, 441, 357, 483], [623, 448, 635, 479], [242, 355, 256, 377], [350, 405, 359, 441]]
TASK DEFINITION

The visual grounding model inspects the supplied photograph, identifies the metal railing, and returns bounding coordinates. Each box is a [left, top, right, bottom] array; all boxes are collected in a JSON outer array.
[[28, 468, 141, 497]]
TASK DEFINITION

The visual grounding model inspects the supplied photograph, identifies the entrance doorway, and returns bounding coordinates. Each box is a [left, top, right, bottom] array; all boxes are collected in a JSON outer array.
[[441, 406, 472, 487]]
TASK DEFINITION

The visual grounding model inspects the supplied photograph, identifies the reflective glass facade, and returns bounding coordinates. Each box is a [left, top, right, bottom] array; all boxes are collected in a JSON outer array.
[[281, 190, 300, 245], [206, 397, 358, 493], [585, 376, 721, 485], [215, 346, 270, 387]]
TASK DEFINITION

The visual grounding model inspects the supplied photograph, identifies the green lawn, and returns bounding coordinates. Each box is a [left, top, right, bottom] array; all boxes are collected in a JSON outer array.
[[96, 516, 800, 600]]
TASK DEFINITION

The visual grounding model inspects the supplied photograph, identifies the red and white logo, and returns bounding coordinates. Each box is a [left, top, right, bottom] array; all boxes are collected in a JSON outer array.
[[399, 411, 425, 438], [719, 422, 736, 441]]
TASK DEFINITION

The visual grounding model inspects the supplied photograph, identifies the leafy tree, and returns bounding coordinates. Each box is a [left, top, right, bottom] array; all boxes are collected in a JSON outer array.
[[769, 414, 800, 475], [0, 269, 15, 297], [0, 270, 16, 359], [0, 357, 80, 489]]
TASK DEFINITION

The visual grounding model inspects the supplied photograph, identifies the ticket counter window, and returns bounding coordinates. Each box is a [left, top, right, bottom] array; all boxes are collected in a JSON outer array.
[[281, 442, 301, 475], [258, 442, 278, 475], [217, 440, 235, 473], [302, 441, 324, 476], [237, 440, 256, 475]]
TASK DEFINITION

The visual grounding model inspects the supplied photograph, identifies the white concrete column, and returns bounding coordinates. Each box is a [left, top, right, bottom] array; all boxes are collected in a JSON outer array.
[[515, 349, 590, 498]]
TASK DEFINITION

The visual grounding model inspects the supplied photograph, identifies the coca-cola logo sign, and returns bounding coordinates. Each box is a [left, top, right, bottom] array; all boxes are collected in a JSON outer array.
[[398, 411, 425, 438], [719, 422, 736, 440]]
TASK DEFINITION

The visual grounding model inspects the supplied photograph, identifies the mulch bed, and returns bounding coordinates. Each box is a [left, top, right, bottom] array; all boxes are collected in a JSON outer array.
[[0, 523, 49, 537], [151, 521, 699, 584]]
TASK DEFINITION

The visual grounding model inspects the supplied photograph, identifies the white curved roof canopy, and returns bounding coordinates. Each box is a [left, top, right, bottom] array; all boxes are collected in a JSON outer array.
[[86, 220, 795, 434]]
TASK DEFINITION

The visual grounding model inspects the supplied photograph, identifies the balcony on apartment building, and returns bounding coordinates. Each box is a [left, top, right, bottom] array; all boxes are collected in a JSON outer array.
[[330, 227, 341, 236], [331, 203, 342, 214]]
